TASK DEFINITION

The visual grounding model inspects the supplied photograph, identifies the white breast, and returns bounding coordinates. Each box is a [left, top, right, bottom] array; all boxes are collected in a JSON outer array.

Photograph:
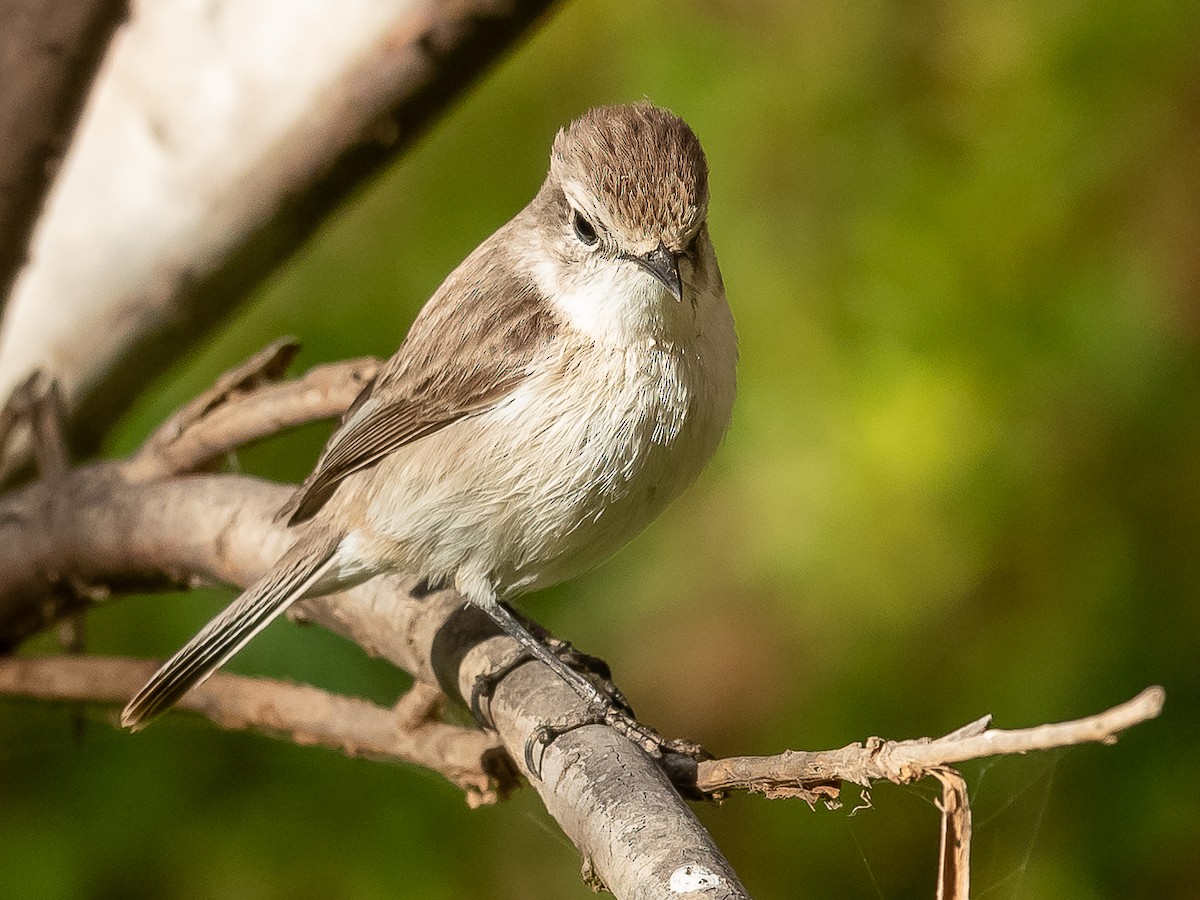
[[486, 327, 734, 595], [353, 254, 737, 598]]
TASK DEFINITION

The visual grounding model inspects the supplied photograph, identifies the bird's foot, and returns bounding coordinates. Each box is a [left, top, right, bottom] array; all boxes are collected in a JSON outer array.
[[470, 635, 632, 731], [469, 646, 533, 730], [523, 697, 710, 786], [538, 635, 636, 718]]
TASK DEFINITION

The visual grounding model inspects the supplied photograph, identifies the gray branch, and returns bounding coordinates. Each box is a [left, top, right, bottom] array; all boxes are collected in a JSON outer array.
[[0, 466, 749, 900], [0, 657, 512, 804]]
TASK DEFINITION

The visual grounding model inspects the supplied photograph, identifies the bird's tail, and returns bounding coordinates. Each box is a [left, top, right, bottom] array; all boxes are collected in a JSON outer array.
[[121, 535, 341, 731]]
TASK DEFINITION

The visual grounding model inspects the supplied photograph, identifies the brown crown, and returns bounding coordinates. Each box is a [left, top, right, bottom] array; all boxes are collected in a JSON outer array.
[[551, 103, 709, 246]]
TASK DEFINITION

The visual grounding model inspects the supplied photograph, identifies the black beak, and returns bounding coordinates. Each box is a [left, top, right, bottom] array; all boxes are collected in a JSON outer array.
[[629, 246, 683, 302]]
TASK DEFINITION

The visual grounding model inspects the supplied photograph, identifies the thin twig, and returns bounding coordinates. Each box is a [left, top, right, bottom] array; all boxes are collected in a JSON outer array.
[[694, 686, 1165, 797], [144, 338, 301, 446], [691, 689, 1162, 900], [0, 655, 513, 806], [932, 767, 971, 900], [127, 343, 378, 480]]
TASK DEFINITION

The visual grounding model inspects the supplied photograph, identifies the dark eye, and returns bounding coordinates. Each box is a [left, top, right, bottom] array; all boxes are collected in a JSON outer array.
[[572, 210, 599, 247]]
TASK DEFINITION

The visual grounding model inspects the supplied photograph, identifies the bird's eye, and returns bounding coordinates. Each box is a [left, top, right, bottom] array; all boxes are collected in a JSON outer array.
[[572, 210, 599, 247]]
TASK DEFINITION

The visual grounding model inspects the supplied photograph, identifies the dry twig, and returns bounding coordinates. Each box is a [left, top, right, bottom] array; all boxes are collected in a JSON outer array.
[[127, 339, 379, 480], [932, 767, 971, 900], [694, 687, 1163, 900], [694, 687, 1163, 799], [0, 655, 512, 805]]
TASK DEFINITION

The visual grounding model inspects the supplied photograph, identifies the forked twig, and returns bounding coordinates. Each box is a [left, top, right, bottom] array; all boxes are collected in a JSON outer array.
[[127, 342, 379, 480]]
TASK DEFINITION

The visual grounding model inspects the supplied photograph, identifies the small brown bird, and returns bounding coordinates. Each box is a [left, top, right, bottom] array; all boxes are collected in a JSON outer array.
[[122, 102, 737, 730]]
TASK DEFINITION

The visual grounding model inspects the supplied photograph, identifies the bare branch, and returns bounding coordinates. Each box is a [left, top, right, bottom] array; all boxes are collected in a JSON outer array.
[[694, 686, 1165, 797], [142, 337, 302, 448], [0, 494, 749, 898], [692, 689, 1161, 898], [0, 655, 512, 805], [3, 349, 1161, 900], [127, 347, 379, 481]]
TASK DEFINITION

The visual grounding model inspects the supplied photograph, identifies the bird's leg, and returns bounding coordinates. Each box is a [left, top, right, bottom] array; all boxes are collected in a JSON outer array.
[[467, 608, 637, 742], [461, 580, 674, 777], [473, 593, 614, 711], [527, 624, 622, 698]]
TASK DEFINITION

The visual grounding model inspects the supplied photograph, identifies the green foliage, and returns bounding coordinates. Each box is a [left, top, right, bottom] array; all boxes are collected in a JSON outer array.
[[5, 0, 1199, 896]]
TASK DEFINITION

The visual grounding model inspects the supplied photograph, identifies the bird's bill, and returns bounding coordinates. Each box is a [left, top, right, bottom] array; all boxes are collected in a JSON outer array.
[[628, 247, 683, 302]]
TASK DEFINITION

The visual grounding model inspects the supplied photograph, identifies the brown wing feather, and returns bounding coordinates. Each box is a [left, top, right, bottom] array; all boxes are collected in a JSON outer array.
[[282, 233, 561, 525]]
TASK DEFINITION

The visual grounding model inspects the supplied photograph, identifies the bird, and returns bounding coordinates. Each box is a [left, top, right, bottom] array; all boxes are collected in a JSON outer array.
[[121, 102, 737, 732]]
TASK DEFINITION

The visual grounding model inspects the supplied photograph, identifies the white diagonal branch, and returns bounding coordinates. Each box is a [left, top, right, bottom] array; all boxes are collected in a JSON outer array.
[[0, 0, 560, 470]]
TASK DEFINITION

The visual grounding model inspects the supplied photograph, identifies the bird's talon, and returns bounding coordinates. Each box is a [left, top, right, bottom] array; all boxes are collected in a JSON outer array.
[[469, 648, 535, 730], [524, 725, 556, 778], [469, 674, 497, 730]]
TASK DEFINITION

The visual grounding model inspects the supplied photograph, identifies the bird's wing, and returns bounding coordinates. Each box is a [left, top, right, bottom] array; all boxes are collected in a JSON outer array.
[[282, 251, 561, 525]]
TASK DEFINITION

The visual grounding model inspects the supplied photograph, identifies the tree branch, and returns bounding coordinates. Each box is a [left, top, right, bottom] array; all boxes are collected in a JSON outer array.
[[0, 0, 127, 312], [126, 338, 379, 481], [693, 686, 1165, 799], [0, 655, 513, 805], [0, 0, 561, 472], [693, 687, 1163, 900], [0, 348, 1161, 899]]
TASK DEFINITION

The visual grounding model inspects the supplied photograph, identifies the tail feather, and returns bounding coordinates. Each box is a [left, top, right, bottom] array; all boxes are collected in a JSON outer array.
[[121, 537, 340, 731]]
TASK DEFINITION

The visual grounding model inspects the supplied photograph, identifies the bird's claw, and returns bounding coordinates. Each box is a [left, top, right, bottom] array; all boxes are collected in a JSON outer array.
[[470, 648, 534, 730], [521, 697, 676, 779]]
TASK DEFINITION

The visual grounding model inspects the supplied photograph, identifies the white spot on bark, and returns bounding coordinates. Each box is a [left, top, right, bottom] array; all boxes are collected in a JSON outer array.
[[669, 864, 722, 893]]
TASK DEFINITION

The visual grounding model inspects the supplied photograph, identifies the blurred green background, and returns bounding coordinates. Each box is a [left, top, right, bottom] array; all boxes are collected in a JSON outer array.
[[4, 0, 1199, 896]]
